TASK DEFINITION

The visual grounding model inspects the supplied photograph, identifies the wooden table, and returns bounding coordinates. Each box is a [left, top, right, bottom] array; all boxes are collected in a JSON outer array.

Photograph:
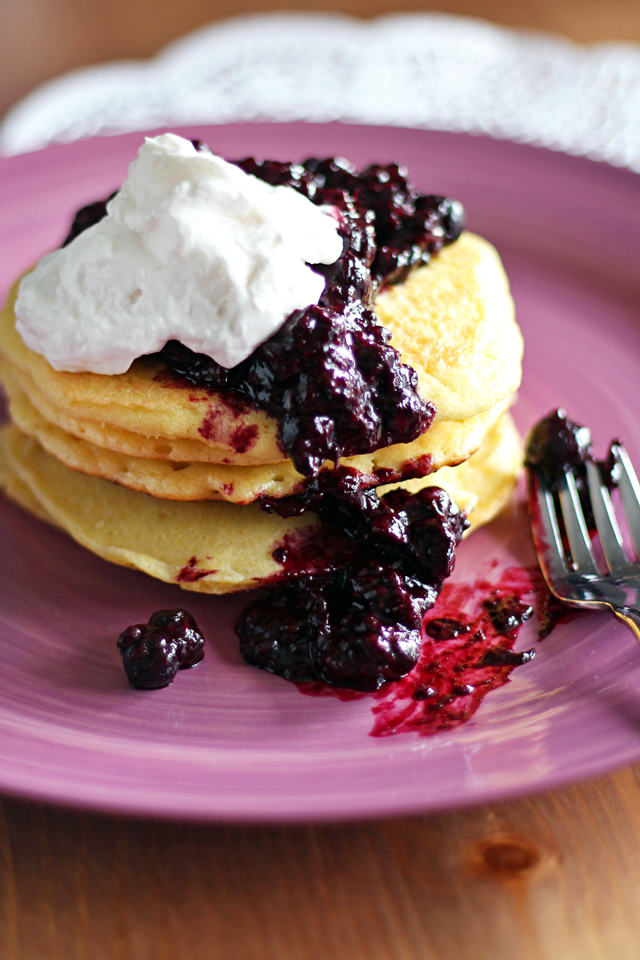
[[1, 2, 640, 957], [3, 764, 640, 959]]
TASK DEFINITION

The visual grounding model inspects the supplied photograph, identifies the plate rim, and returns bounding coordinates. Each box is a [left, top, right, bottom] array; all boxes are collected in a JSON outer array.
[[1, 121, 640, 822]]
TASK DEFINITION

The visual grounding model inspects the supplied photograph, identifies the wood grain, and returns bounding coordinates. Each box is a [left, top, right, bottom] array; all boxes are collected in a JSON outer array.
[[2, 762, 640, 960]]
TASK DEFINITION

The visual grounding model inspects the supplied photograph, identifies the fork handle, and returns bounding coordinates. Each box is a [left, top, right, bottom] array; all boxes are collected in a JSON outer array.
[[613, 607, 640, 645]]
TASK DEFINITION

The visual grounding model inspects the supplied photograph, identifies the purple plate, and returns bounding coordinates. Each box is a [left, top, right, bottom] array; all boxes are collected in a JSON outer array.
[[1, 124, 640, 822]]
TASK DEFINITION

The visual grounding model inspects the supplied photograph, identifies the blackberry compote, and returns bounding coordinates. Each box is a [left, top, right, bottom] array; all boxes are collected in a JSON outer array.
[[64, 152, 463, 479], [525, 408, 619, 528], [525, 409, 592, 483], [117, 608, 205, 689], [62, 192, 118, 247], [237, 485, 468, 691]]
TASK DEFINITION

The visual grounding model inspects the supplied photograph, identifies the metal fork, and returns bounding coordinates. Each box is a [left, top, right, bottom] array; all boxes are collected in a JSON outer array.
[[528, 443, 640, 643]]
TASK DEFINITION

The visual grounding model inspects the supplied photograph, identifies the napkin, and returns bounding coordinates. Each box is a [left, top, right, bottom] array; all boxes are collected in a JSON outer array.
[[1, 12, 640, 171]]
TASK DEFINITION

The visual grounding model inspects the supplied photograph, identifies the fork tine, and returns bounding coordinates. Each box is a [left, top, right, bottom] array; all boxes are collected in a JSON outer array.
[[586, 460, 629, 573], [533, 475, 568, 580], [614, 444, 640, 560], [558, 472, 600, 575]]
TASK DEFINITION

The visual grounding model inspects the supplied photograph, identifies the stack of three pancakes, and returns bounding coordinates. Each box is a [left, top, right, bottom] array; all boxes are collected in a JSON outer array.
[[0, 230, 524, 594]]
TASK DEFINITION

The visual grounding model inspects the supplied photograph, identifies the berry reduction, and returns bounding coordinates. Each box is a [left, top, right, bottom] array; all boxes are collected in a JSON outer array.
[[297, 566, 540, 736], [238, 485, 468, 691], [525, 408, 619, 529], [368, 567, 536, 736]]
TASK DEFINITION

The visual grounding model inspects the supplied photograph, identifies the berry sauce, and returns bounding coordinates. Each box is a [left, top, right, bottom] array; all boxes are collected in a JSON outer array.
[[525, 408, 592, 482], [62, 192, 117, 247], [525, 408, 620, 529], [117, 609, 205, 689], [237, 486, 468, 691], [64, 150, 463, 479], [155, 155, 463, 478], [298, 566, 544, 736], [369, 567, 535, 736]]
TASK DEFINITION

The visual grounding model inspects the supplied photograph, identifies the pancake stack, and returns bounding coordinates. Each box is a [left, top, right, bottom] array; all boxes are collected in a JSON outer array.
[[0, 230, 524, 594]]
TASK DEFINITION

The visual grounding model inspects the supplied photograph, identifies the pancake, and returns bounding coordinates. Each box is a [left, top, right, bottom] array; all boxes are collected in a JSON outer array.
[[0, 413, 521, 594], [375, 232, 522, 424], [0, 232, 523, 466], [378, 410, 522, 529], [6, 372, 512, 502]]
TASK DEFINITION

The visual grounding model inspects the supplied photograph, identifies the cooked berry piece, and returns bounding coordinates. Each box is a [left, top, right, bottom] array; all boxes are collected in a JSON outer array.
[[62, 192, 118, 247], [478, 646, 535, 667], [412, 685, 439, 700], [314, 621, 421, 691], [117, 609, 205, 689], [345, 561, 430, 631], [424, 618, 470, 640], [116, 623, 146, 653], [309, 562, 429, 690], [119, 629, 182, 690], [236, 157, 318, 197], [237, 582, 329, 683], [370, 487, 465, 582], [147, 608, 205, 667], [483, 596, 533, 636], [525, 409, 591, 482]]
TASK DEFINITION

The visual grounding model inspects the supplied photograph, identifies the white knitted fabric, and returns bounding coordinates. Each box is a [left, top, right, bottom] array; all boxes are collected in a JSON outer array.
[[1, 12, 640, 171]]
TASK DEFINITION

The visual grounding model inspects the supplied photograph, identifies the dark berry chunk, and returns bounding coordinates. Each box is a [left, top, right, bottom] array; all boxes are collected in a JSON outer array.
[[412, 685, 439, 700], [237, 582, 328, 683], [424, 618, 470, 640], [478, 646, 536, 667], [309, 561, 427, 690], [116, 623, 147, 653], [525, 409, 591, 483], [120, 630, 182, 690], [313, 620, 421, 692], [483, 596, 533, 636], [147, 608, 205, 667], [62, 192, 117, 246], [117, 608, 205, 689]]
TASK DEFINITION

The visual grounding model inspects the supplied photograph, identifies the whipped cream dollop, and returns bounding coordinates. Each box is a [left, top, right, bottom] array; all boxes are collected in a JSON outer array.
[[15, 134, 343, 374]]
